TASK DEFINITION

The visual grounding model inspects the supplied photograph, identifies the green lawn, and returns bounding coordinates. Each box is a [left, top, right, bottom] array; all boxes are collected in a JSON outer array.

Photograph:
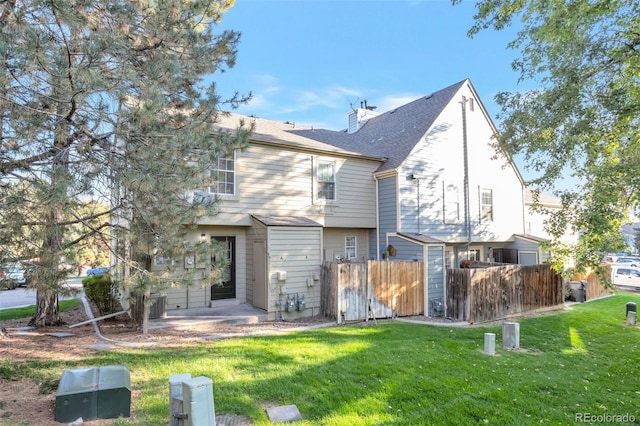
[[2, 294, 640, 425], [0, 299, 80, 321]]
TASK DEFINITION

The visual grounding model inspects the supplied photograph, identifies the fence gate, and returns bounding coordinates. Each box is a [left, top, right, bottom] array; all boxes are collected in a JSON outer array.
[[321, 260, 424, 323], [340, 262, 367, 322]]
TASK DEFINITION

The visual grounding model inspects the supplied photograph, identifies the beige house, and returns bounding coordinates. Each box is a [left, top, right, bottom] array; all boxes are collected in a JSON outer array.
[[159, 114, 384, 320]]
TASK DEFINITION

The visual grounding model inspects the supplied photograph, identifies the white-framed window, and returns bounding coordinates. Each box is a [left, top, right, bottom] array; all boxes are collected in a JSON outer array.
[[210, 153, 236, 196], [460, 246, 482, 264], [480, 188, 493, 222], [345, 236, 357, 259], [445, 248, 455, 269], [316, 160, 336, 201], [444, 182, 460, 224]]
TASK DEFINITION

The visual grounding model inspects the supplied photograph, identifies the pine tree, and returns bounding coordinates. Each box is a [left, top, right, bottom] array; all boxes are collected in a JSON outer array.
[[0, 0, 250, 326]]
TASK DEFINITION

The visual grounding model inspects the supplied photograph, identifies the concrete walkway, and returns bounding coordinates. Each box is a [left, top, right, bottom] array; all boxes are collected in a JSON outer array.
[[148, 303, 269, 330]]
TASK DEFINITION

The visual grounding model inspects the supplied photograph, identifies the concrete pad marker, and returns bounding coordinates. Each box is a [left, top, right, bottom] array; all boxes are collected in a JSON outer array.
[[266, 405, 302, 423], [484, 333, 496, 355], [627, 310, 637, 326], [46, 332, 75, 338], [502, 322, 520, 349]]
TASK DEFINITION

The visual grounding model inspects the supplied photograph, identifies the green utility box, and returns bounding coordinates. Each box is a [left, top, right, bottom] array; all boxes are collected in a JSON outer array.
[[55, 365, 131, 423]]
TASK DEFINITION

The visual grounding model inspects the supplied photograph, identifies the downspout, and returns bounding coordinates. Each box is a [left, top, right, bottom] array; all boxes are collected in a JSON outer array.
[[461, 96, 472, 250], [416, 176, 421, 233], [521, 186, 527, 234], [374, 174, 380, 260]]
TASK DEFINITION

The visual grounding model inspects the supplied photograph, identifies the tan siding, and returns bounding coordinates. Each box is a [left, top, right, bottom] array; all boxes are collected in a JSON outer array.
[[328, 158, 378, 227], [268, 227, 323, 320], [164, 227, 247, 310], [322, 228, 370, 262], [165, 287, 188, 310], [163, 283, 210, 310], [165, 142, 380, 313], [246, 220, 268, 305], [207, 145, 379, 228]]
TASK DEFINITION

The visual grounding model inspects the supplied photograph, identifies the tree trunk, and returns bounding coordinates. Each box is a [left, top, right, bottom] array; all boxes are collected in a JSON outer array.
[[29, 291, 62, 326], [142, 290, 150, 335], [30, 70, 72, 327]]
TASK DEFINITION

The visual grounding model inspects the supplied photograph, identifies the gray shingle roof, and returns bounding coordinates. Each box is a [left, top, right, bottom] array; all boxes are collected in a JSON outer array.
[[290, 80, 467, 172], [398, 232, 445, 244], [214, 112, 384, 161], [252, 215, 321, 227]]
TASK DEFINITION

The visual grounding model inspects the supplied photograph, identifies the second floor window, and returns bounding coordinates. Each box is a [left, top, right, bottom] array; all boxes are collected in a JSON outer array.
[[210, 154, 235, 196], [317, 161, 336, 201], [480, 188, 493, 222]]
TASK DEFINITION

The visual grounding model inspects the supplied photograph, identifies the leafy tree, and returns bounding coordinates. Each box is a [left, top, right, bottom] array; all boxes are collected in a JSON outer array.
[[0, 0, 250, 326], [454, 0, 640, 271]]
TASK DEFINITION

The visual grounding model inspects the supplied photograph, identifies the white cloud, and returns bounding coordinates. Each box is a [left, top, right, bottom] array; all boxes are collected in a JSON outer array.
[[245, 93, 269, 109], [231, 76, 427, 129], [253, 73, 281, 90], [376, 94, 422, 113]]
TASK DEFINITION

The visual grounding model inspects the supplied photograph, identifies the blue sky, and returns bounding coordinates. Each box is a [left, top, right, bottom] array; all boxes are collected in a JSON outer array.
[[214, 0, 528, 130]]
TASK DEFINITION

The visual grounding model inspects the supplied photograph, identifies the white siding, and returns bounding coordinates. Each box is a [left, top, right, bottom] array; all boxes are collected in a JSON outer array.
[[400, 83, 525, 242]]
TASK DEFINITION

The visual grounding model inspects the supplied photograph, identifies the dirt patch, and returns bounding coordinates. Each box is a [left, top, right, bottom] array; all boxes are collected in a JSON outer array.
[[0, 306, 331, 425]]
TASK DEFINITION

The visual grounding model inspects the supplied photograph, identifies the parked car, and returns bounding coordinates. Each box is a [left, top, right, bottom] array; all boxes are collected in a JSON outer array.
[[613, 257, 640, 267], [0, 265, 26, 289], [86, 266, 110, 276], [611, 265, 640, 288]]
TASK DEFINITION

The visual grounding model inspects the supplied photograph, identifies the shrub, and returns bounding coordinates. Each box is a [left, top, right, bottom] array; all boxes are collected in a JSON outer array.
[[82, 274, 121, 316]]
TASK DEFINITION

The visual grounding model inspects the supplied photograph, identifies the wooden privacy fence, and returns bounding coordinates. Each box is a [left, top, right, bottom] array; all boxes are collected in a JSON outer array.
[[569, 267, 613, 300], [321, 260, 424, 323], [322, 261, 611, 325], [447, 264, 564, 323]]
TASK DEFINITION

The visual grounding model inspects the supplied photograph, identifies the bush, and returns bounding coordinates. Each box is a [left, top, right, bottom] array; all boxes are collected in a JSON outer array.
[[82, 274, 121, 316]]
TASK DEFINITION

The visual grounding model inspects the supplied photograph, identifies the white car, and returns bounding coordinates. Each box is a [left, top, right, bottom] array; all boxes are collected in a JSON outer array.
[[613, 257, 640, 267], [611, 265, 640, 288], [0, 265, 26, 289]]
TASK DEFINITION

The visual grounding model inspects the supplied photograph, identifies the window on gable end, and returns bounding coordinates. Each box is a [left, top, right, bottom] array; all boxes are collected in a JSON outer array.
[[480, 188, 493, 222], [443, 182, 461, 224]]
